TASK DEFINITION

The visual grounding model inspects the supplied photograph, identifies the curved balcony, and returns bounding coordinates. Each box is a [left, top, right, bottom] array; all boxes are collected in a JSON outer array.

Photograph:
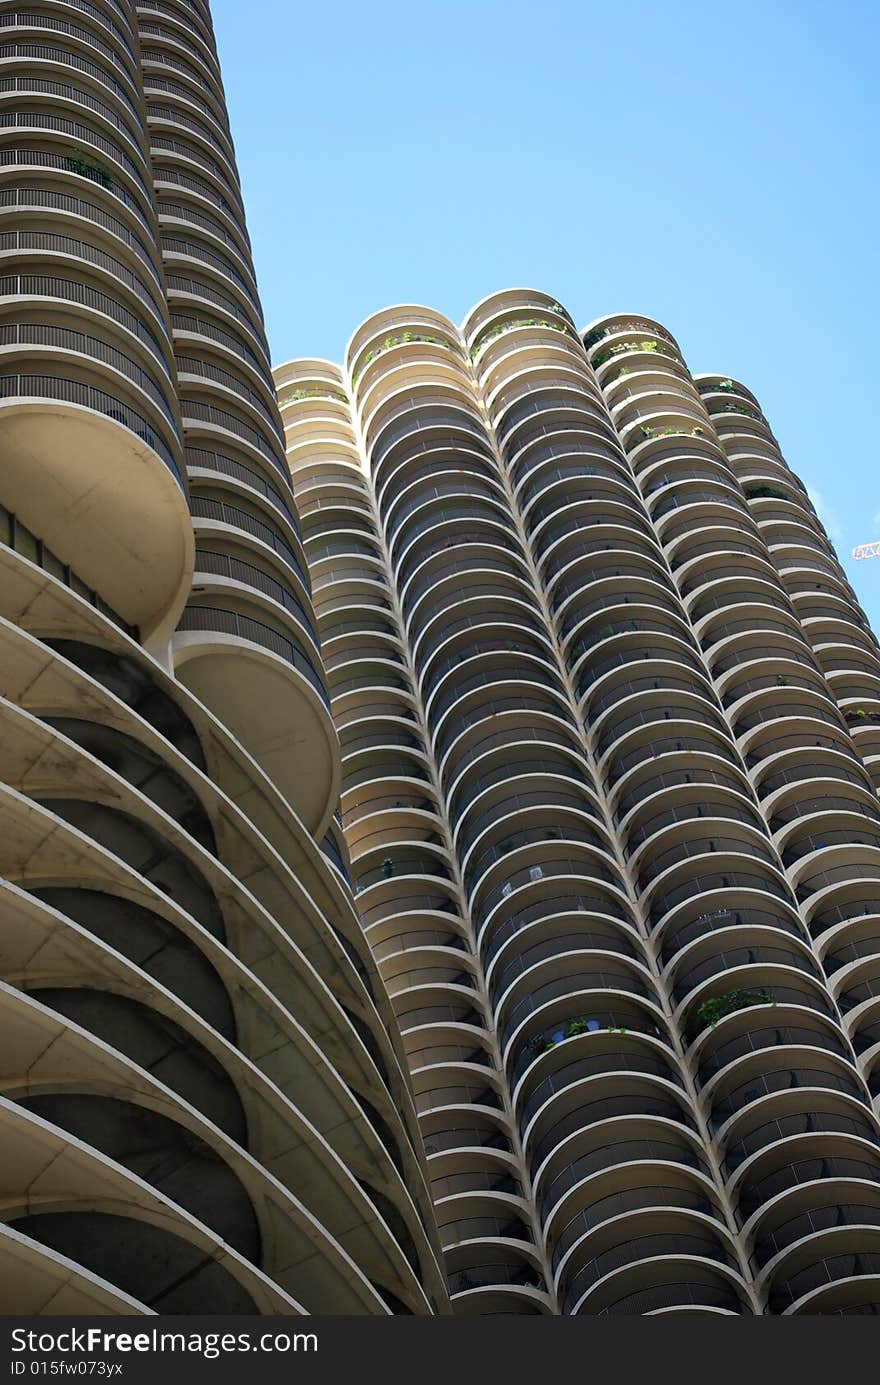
[[0, 368, 192, 644], [172, 604, 338, 835], [0, 685, 445, 1314], [766, 1236, 880, 1315], [561, 1208, 742, 1315], [547, 1158, 722, 1266]]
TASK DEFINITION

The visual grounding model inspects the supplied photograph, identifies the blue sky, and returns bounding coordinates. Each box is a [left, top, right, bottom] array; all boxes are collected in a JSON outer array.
[[211, 0, 880, 627]]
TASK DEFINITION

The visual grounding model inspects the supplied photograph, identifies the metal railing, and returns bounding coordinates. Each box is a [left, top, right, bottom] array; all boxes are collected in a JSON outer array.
[[176, 605, 329, 706], [192, 548, 316, 642], [521, 1050, 681, 1131], [0, 269, 168, 364], [0, 321, 176, 425], [0, 372, 181, 481]]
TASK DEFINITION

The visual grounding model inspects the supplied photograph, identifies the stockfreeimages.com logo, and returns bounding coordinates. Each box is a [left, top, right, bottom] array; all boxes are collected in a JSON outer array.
[[10, 1327, 317, 1364]]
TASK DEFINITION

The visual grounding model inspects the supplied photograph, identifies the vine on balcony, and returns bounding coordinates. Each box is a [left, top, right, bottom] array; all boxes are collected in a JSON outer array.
[[692, 987, 775, 1036]]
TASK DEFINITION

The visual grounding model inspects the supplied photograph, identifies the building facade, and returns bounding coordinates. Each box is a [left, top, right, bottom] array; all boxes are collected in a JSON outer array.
[[0, 0, 448, 1316], [275, 290, 880, 1315]]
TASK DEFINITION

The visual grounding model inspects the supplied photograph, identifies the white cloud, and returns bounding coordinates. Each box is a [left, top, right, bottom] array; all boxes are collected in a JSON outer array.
[[806, 484, 845, 546]]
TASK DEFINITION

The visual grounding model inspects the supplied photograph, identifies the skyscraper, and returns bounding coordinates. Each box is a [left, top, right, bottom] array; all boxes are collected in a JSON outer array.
[[275, 291, 880, 1315], [0, 0, 447, 1316]]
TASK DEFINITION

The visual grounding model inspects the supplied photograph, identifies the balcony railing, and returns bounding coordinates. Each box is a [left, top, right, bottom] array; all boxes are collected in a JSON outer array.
[[521, 1049, 681, 1131], [176, 605, 329, 706], [0, 372, 181, 482], [541, 1139, 710, 1219]]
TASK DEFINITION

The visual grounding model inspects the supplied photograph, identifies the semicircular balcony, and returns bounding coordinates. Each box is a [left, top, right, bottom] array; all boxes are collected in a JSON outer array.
[[681, 961, 839, 1065], [601, 714, 742, 803], [573, 623, 709, 707], [479, 333, 589, 409], [383, 452, 504, 523], [494, 947, 656, 1058], [472, 837, 635, 956], [599, 345, 691, 399], [486, 907, 647, 1009], [556, 556, 678, 635], [517, 457, 640, 530], [740, 1158, 880, 1263], [490, 368, 607, 435], [498, 407, 618, 475], [0, 770, 442, 1311], [665, 913, 820, 1010], [691, 996, 856, 1106], [465, 295, 577, 374], [445, 1244, 550, 1312], [647, 850, 800, 957], [0, 202, 192, 640], [720, 1080, 880, 1213], [355, 339, 467, 420], [706, 1043, 869, 1153], [436, 1194, 537, 1261], [411, 589, 546, 670], [536, 1113, 713, 1246], [345, 304, 459, 387], [760, 1224, 880, 1315], [462, 800, 612, 886], [436, 1188, 538, 1273], [508, 428, 624, 495], [559, 1205, 743, 1316], [464, 288, 575, 336], [520, 1040, 689, 1157], [507, 985, 672, 1102], [428, 1156, 526, 1255], [732, 1129, 880, 1252], [585, 317, 686, 383], [471, 832, 624, 925], [171, 594, 338, 834], [368, 390, 487, 479], [547, 1157, 727, 1293], [358, 344, 473, 428], [373, 433, 495, 513], [609, 371, 710, 438], [609, 743, 753, 832], [388, 489, 511, 573]]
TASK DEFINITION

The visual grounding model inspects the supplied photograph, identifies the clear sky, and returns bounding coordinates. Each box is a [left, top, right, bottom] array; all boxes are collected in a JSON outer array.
[[211, 0, 880, 627]]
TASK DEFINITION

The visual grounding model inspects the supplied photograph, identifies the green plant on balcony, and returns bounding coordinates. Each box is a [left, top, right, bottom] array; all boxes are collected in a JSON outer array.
[[282, 386, 348, 405], [381, 856, 394, 879], [695, 987, 774, 1034], [744, 483, 786, 500], [470, 316, 567, 363], [717, 378, 736, 392], [710, 400, 760, 420], [352, 332, 449, 382], [641, 425, 705, 440], [65, 150, 112, 188]]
